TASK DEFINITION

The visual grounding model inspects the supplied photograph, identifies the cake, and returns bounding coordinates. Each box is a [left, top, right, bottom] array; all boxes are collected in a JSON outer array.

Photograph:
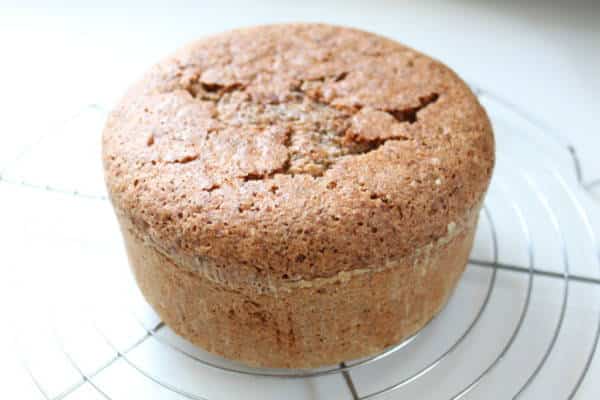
[[102, 23, 494, 368]]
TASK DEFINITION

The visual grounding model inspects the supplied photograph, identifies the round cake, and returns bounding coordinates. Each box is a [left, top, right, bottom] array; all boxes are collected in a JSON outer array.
[[102, 23, 494, 368]]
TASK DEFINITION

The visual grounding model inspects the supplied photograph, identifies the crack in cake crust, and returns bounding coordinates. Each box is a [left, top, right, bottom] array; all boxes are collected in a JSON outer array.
[[175, 67, 440, 179]]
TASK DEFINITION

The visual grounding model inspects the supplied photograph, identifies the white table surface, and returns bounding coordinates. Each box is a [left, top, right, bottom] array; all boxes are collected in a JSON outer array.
[[0, 1, 599, 399]]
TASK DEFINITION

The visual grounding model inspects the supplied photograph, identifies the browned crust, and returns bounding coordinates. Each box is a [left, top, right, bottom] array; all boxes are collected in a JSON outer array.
[[102, 23, 494, 279]]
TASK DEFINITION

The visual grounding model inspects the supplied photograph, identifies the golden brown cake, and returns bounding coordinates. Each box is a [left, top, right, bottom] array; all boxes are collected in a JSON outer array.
[[102, 23, 494, 368]]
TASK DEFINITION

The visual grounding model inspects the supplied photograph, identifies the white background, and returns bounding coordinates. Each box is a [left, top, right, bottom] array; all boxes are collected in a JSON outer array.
[[1, 1, 599, 399]]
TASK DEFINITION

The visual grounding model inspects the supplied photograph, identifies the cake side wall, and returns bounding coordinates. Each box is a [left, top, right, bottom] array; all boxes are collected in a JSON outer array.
[[118, 209, 478, 368]]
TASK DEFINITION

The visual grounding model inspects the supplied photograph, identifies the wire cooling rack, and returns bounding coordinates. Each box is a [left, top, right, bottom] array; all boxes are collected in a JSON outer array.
[[1, 86, 599, 400]]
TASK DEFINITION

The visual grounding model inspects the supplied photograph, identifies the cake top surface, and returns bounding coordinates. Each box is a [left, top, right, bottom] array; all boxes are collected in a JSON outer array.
[[103, 23, 494, 278]]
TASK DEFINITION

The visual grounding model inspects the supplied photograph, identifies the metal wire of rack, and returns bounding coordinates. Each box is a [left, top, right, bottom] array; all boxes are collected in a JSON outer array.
[[4, 85, 599, 400]]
